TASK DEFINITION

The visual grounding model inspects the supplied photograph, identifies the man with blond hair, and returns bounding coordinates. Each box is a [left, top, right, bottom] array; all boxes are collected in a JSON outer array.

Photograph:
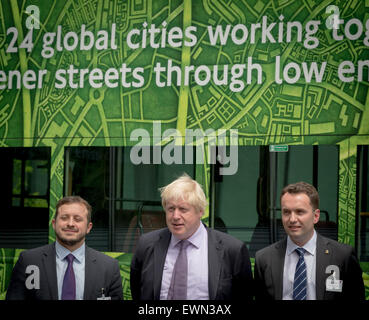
[[130, 174, 253, 300]]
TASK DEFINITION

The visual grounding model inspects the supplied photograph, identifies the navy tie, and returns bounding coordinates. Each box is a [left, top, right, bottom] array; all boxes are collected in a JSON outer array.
[[167, 240, 190, 300], [293, 247, 307, 300], [61, 254, 76, 300]]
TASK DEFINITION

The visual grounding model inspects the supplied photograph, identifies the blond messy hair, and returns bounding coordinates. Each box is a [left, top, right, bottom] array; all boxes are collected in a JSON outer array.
[[159, 174, 207, 213]]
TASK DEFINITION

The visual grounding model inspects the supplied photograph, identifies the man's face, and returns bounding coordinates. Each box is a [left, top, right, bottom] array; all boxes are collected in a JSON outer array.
[[281, 192, 320, 246], [52, 202, 92, 251], [165, 199, 203, 240]]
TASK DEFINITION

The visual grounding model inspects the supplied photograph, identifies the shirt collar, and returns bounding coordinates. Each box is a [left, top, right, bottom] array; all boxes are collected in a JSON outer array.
[[170, 222, 206, 249], [55, 240, 85, 263], [286, 229, 317, 256]]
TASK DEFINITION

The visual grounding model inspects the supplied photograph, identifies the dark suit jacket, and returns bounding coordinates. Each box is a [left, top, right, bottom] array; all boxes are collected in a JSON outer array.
[[130, 226, 253, 300], [254, 233, 365, 300], [5, 243, 123, 300]]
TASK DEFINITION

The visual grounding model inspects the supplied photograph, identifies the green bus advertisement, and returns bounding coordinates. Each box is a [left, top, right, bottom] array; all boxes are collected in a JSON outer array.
[[0, 0, 368, 300]]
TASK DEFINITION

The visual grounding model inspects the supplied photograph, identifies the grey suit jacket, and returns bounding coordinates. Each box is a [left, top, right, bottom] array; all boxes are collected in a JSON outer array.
[[254, 233, 365, 300], [130, 226, 253, 300], [5, 243, 123, 300]]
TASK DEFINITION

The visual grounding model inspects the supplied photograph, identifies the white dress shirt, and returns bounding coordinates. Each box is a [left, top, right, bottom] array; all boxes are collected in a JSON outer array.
[[282, 230, 317, 300], [55, 240, 86, 300], [160, 223, 209, 300]]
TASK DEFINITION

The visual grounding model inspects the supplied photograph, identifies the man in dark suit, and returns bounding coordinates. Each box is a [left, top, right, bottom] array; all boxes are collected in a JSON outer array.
[[254, 182, 365, 300], [130, 174, 253, 300], [6, 196, 123, 300]]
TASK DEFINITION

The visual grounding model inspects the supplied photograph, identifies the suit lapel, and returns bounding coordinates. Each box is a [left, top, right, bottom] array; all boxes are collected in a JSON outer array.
[[207, 229, 223, 300], [84, 246, 97, 300], [42, 243, 58, 300], [315, 234, 331, 300], [273, 239, 287, 300], [153, 229, 171, 299]]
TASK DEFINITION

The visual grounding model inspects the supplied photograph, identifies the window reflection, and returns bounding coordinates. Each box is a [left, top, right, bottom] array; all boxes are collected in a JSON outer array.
[[0, 147, 50, 248]]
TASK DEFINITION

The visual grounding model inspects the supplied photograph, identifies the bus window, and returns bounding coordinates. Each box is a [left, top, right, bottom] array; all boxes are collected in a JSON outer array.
[[357, 145, 369, 261], [65, 146, 195, 252], [212, 145, 339, 257], [274, 145, 339, 242], [0, 147, 50, 249], [211, 146, 264, 256]]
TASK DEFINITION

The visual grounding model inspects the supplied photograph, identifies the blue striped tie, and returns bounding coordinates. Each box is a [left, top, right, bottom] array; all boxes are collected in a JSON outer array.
[[293, 248, 307, 300]]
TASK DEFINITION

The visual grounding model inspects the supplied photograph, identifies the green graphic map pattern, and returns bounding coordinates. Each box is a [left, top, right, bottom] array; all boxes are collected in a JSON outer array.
[[0, 0, 368, 299]]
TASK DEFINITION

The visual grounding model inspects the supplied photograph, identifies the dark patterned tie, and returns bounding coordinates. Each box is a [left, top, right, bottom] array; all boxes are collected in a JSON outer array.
[[293, 247, 307, 300], [167, 240, 190, 300], [61, 254, 76, 300]]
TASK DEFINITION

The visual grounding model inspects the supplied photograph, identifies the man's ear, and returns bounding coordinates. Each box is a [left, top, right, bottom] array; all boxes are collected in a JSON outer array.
[[313, 209, 320, 224], [87, 222, 93, 234]]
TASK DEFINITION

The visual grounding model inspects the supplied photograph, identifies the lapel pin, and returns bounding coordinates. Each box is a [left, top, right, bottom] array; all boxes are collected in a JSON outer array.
[[325, 249, 329, 254]]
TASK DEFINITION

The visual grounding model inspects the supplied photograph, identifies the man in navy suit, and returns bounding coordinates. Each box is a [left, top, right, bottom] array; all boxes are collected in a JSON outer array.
[[130, 174, 253, 300], [254, 182, 365, 300], [6, 196, 123, 300]]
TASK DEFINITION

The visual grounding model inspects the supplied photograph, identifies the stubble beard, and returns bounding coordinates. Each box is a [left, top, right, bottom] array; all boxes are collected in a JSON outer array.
[[55, 231, 85, 247]]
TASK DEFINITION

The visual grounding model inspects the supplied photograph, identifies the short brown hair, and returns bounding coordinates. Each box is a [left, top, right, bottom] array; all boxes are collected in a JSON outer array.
[[280, 182, 319, 210], [55, 196, 92, 223]]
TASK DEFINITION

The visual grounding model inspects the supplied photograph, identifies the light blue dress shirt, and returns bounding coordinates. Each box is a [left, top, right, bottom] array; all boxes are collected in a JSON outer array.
[[55, 240, 86, 300], [160, 223, 209, 300], [283, 230, 317, 300]]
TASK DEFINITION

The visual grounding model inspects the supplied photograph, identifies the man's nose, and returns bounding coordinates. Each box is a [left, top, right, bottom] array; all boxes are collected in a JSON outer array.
[[66, 218, 75, 226], [172, 208, 181, 219], [290, 212, 298, 222]]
